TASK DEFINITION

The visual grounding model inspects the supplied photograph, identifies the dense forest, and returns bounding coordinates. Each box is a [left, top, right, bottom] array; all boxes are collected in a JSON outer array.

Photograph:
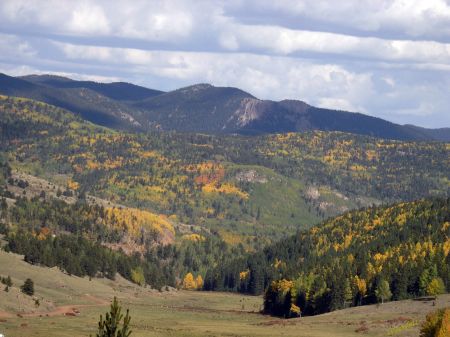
[[0, 159, 243, 288], [0, 194, 242, 290], [1, 96, 449, 247], [204, 198, 450, 316]]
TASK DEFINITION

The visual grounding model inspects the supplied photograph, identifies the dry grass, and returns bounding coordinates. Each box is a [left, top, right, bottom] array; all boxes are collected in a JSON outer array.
[[0, 250, 448, 337]]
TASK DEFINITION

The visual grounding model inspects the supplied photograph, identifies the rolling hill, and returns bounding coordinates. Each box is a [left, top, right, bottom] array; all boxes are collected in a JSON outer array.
[[0, 95, 448, 323], [1, 72, 449, 141], [206, 197, 450, 315], [0, 95, 449, 248]]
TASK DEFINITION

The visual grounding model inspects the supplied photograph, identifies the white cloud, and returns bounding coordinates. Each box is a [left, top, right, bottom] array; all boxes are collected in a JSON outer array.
[[0, 33, 36, 60], [0, 0, 198, 39], [232, 24, 450, 64], [227, 0, 450, 40], [68, 2, 110, 35]]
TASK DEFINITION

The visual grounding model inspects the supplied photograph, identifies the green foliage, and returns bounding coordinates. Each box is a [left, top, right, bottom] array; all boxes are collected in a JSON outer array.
[[1, 96, 449, 247], [426, 278, 446, 297], [1, 96, 449, 318], [0, 188, 240, 289], [92, 296, 132, 337], [21, 278, 34, 296], [375, 279, 392, 303], [130, 267, 145, 286], [1, 275, 12, 287], [207, 198, 450, 316]]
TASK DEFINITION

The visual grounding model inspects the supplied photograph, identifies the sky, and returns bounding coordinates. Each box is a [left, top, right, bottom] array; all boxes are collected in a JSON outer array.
[[0, 0, 449, 128]]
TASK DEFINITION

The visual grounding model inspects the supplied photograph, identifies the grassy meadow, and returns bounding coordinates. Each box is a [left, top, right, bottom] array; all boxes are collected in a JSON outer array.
[[0, 250, 448, 337]]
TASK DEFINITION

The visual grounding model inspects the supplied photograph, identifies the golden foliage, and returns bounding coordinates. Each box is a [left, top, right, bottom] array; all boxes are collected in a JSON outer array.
[[272, 279, 294, 293], [182, 273, 203, 290], [182, 234, 206, 242], [436, 308, 450, 337], [67, 179, 79, 191], [354, 276, 367, 297], [420, 308, 450, 337], [290, 303, 301, 316], [183, 272, 196, 290], [239, 269, 250, 281], [104, 207, 175, 238], [202, 182, 248, 199], [426, 278, 446, 297], [195, 275, 204, 289]]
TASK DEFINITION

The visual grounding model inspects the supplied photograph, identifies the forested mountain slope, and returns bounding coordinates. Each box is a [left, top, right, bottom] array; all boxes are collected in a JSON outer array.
[[21, 74, 164, 101], [0, 73, 142, 129], [205, 198, 450, 316], [1, 73, 449, 141], [0, 95, 449, 247], [0, 96, 448, 314]]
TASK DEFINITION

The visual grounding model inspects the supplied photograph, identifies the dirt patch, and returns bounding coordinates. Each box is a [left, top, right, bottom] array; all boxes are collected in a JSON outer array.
[[0, 294, 109, 318]]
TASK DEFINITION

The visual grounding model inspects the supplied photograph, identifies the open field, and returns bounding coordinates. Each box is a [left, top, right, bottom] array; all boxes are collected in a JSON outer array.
[[0, 250, 449, 337]]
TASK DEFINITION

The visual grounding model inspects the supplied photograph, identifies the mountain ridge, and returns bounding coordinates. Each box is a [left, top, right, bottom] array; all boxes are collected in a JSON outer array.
[[1, 72, 449, 141]]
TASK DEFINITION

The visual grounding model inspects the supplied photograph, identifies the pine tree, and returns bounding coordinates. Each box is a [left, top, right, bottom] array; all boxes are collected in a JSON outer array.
[[248, 266, 264, 295], [92, 297, 132, 337], [21, 278, 34, 296]]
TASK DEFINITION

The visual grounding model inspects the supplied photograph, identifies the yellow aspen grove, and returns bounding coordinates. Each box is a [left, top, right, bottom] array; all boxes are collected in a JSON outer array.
[[183, 273, 196, 290]]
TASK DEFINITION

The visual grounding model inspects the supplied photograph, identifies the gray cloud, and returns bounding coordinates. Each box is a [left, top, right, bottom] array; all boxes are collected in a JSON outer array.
[[0, 0, 448, 128]]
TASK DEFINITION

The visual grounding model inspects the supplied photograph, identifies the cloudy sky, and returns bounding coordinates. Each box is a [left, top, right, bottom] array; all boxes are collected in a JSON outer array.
[[1, 0, 449, 127]]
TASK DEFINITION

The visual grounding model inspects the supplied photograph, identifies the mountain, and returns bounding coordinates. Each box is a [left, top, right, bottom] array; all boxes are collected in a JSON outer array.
[[134, 85, 448, 140], [0, 73, 449, 141], [20, 74, 164, 101], [0, 73, 143, 129], [403, 124, 450, 142], [133, 83, 256, 132]]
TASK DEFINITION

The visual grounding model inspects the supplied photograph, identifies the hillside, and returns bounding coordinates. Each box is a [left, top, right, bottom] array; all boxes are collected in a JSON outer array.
[[0, 73, 142, 130], [0, 105, 448, 320], [1, 73, 449, 141], [0, 96, 449, 247], [20, 74, 164, 101], [206, 198, 450, 316], [0, 249, 449, 337]]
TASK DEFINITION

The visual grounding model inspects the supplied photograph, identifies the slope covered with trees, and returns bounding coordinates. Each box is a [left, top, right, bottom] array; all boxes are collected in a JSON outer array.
[[204, 198, 450, 317], [0, 95, 448, 316], [2, 73, 450, 141], [1, 95, 449, 247]]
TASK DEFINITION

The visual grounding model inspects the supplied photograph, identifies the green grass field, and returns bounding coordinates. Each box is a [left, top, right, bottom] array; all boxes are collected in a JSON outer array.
[[0, 250, 448, 337]]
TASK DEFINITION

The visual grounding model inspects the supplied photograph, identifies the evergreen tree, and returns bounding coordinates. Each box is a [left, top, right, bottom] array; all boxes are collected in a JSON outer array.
[[92, 297, 132, 337], [248, 266, 264, 295], [21, 278, 34, 296], [375, 279, 392, 304]]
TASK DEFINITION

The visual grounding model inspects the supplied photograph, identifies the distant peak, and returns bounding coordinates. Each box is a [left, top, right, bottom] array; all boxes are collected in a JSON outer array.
[[177, 83, 213, 92], [20, 74, 73, 82]]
